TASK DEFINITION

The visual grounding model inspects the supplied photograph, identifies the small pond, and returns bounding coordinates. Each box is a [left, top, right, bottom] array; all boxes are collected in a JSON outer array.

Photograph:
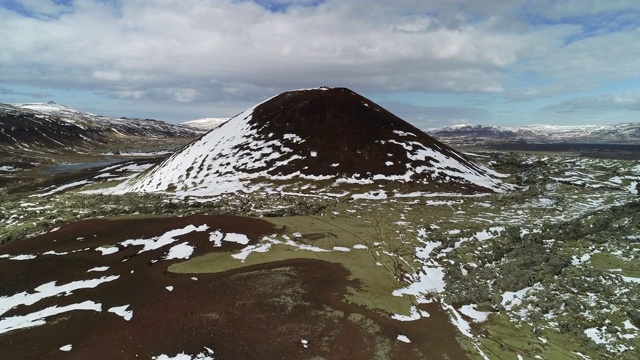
[[41, 159, 125, 174]]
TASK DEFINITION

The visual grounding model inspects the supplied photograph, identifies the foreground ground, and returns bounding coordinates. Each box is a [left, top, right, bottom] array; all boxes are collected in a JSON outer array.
[[1, 148, 639, 359]]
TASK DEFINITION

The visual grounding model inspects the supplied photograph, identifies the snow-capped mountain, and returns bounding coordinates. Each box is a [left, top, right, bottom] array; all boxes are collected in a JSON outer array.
[[182, 117, 228, 131], [0, 102, 202, 152], [429, 123, 640, 145], [117, 87, 507, 198], [13, 102, 201, 137]]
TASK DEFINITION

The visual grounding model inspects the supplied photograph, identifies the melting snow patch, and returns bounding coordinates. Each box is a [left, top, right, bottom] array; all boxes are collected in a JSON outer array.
[[393, 266, 446, 299], [166, 286, 174, 292], [396, 334, 411, 343], [42, 250, 69, 256], [332, 246, 350, 252], [8, 254, 37, 260], [443, 303, 473, 337], [232, 243, 272, 262], [584, 327, 608, 344], [224, 233, 250, 245], [165, 242, 195, 260], [392, 305, 429, 321], [352, 244, 368, 250], [121, 224, 209, 253], [294, 243, 330, 253], [34, 180, 91, 197], [574, 352, 592, 360], [572, 254, 590, 265], [352, 190, 387, 200], [416, 241, 442, 259], [152, 349, 216, 360], [501, 284, 541, 311], [0, 301, 102, 335], [623, 320, 638, 330], [283, 133, 304, 143], [209, 230, 224, 247], [473, 227, 504, 241], [209, 231, 250, 247], [95, 246, 119, 255], [0, 276, 119, 317], [620, 275, 640, 284], [459, 304, 491, 322], [59, 344, 72, 352], [87, 266, 109, 272], [108, 305, 133, 321], [393, 130, 416, 137]]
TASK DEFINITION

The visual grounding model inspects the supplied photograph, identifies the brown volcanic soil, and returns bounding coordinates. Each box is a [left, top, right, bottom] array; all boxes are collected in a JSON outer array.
[[0, 215, 469, 360], [248, 87, 491, 193]]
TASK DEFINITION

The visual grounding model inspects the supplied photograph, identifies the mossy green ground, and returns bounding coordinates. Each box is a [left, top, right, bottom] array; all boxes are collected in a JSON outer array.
[[170, 215, 416, 317], [589, 252, 640, 278]]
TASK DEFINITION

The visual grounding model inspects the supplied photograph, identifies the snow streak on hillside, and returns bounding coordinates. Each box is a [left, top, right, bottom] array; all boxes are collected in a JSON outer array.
[[122, 104, 274, 195]]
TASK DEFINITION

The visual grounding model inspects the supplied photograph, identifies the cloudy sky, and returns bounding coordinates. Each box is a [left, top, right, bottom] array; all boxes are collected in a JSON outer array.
[[1, 0, 639, 128]]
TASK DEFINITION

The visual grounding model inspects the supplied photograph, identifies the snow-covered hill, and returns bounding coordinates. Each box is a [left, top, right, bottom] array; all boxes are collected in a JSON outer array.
[[182, 117, 228, 131], [117, 87, 508, 198], [429, 123, 640, 145], [0, 102, 202, 152]]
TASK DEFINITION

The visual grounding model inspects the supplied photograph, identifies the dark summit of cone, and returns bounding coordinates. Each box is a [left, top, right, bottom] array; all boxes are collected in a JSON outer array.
[[249, 87, 479, 178], [123, 87, 506, 197]]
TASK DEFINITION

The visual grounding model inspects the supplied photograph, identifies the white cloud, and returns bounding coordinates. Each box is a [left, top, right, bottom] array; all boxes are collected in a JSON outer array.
[[93, 70, 122, 82], [0, 1, 522, 95], [541, 92, 640, 113], [171, 88, 199, 103], [0, 0, 638, 124]]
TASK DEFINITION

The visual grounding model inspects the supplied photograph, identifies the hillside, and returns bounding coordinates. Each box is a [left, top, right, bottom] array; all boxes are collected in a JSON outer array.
[[0, 102, 202, 154], [120, 87, 507, 197]]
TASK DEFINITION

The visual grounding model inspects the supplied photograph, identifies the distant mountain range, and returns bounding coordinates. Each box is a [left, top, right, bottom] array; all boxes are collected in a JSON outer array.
[[3, 99, 636, 159], [428, 123, 640, 146], [0, 102, 203, 153]]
